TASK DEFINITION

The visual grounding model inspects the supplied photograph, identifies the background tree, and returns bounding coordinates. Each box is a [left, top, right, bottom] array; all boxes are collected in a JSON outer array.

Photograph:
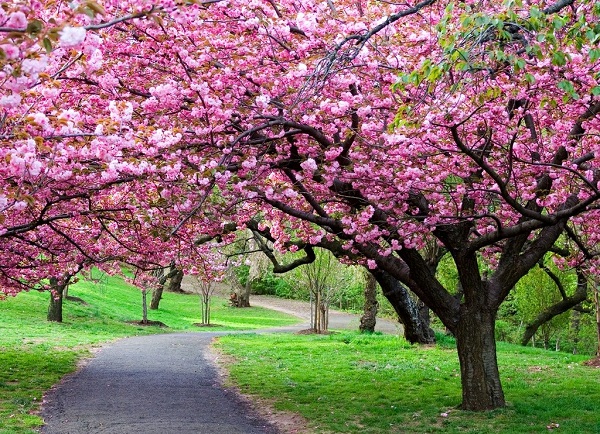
[[286, 248, 351, 333], [359, 270, 378, 333], [195, 276, 215, 326]]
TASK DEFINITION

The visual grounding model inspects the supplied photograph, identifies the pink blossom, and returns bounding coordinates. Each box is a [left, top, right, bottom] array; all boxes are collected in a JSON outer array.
[[59, 26, 87, 48], [1, 44, 20, 60], [300, 158, 318, 172], [0, 93, 21, 108], [5, 12, 27, 29]]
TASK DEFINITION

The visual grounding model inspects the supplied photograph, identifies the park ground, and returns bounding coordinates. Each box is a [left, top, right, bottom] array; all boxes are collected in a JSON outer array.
[[0, 275, 598, 434]]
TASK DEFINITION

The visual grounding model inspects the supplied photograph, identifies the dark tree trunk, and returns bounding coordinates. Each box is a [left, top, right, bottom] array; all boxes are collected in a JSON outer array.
[[360, 271, 378, 333], [372, 270, 435, 344], [150, 283, 164, 310], [520, 271, 588, 346], [149, 268, 165, 310], [167, 268, 184, 293], [454, 305, 505, 410], [417, 300, 432, 338], [47, 277, 64, 322]]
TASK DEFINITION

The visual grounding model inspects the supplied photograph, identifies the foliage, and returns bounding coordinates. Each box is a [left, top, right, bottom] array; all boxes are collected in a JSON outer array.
[[217, 332, 600, 434], [513, 265, 571, 347]]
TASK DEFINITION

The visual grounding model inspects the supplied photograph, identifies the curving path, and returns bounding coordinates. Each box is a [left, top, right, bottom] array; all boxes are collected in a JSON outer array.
[[41, 296, 402, 434], [41, 332, 280, 434]]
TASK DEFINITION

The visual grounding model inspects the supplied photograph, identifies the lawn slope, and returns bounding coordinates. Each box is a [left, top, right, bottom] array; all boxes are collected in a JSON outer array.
[[216, 332, 600, 434]]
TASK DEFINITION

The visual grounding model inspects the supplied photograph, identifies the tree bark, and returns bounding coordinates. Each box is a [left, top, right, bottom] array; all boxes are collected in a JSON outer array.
[[142, 289, 148, 324], [520, 271, 588, 346], [236, 278, 251, 308], [166, 268, 184, 293], [372, 270, 435, 344], [150, 283, 164, 310], [47, 277, 64, 322], [360, 271, 378, 333], [454, 305, 505, 410]]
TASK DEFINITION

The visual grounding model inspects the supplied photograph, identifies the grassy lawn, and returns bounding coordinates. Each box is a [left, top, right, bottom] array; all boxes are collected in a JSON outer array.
[[216, 332, 600, 434], [0, 274, 299, 434]]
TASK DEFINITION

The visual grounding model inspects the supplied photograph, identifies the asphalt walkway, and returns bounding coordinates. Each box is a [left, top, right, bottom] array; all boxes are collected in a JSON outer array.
[[41, 332, 279, 434], [41, 295, 402, 433]]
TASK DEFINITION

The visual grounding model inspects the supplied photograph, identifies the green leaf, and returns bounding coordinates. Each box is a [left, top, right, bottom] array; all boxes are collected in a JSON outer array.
[[553, 16, 566, 30], [552, 51, 567, 66], [85, 1, 106, 16], [557, 80, 574, 93], [590, 48, 600, 62], [592, 86, 600, 96], [42, 38, 53, 53], [514, 58, 526, 73], [26, 19, 44, 35], [525, 73, 536, 84]]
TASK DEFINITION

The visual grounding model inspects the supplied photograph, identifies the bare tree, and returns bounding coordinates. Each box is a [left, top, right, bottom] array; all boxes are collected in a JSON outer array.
[[193, 276, 215, 326]]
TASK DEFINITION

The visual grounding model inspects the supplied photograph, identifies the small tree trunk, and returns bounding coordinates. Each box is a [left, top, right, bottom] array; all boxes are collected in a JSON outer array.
[[200, 293, 211, 325], [454, 306, 505, 411], [360, 271, 378, 333], [313, 294, 318, 332], [319, 300, 328, 332], [47, 277, 64, 322], [142, 290, 148, 324], [571, 307, 581, 354], [167, 268, 184, 293]]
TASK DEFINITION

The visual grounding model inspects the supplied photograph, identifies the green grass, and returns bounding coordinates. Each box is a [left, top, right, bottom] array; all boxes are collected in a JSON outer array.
[[216, 332, 600, 434], [0, 274, 299, 434]]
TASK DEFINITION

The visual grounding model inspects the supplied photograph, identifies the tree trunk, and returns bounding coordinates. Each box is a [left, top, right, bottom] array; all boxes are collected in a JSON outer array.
[[47, 277, 64, 322], [142, 289, 148, 324], [454, 306, 505, 410], [360, 271, 378, 333], [167, 268, 184, 293], [150, 283, 164, 310], [372, 270, 435, 344], [236, 278, 251, 308], [201, 295, 210, 324], [571, 307, 581, 354], [319, 300, 328, 331]]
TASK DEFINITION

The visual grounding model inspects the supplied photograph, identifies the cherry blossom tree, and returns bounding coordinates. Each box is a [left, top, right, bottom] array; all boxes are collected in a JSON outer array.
[[0, 0, 204, 295], [89, 0, 597, 410], [3, 0, 600, 412]]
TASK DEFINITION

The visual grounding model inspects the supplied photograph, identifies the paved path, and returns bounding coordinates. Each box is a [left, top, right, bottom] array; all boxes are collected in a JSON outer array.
[[41, 333, 279, 434], [41, 296, 402, 433]]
